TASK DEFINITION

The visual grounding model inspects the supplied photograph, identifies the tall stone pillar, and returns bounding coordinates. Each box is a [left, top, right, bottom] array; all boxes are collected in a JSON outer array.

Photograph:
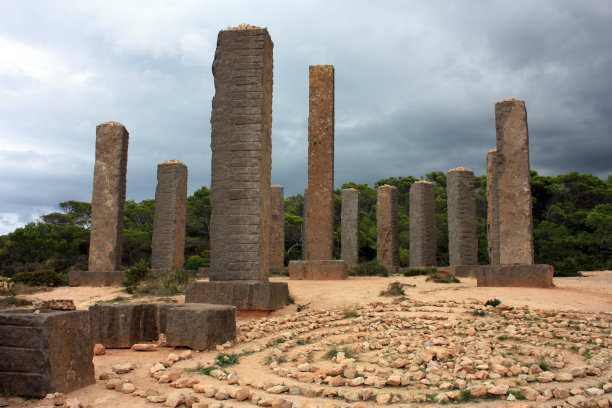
[[341, 188, 360, 266], [477, 98, 553, 287], [288, 65, 347, 280], [270, 185, 285, 270], [185, 25, 288, 309], [70, 121, 129, 286], [409, 180, 436, 268], [447, 167, 478, 267], [151, 160, 188, 271], [377, 185, 399, 271], [304, 65, 335, 261]]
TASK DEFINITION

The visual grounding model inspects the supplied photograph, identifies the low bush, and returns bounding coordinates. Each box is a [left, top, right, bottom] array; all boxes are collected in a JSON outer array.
[[379, 281, 406, 296], [425, 273, 460, 283], [349, 260, 389, 277], [10, 270, 65, 286], [402, 268, 435, 277], [485, 298, 502, 307]]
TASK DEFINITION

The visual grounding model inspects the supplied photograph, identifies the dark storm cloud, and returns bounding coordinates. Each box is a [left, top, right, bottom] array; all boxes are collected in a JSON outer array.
[[0, 0, 611, 234]]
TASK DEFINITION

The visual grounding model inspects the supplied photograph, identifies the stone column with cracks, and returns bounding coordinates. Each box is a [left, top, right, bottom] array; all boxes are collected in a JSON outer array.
[[341, 188, 360, 266], [270, 185, 285, 270], [151, 160, 188, 271], [377, 185, 399, 271], [409, 180, 436, 268], [447, 167, 478, 267], [185, 25, 288, 309]]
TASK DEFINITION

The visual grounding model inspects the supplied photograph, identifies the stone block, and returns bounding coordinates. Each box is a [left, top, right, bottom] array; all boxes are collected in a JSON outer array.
[[165, 304, 236, 350], [409, 180, 436, 267], [288, 260, 348, 280], [68, 270, 125, 286], [447, 168, 478, 267], [185, 281, 288, 310], [475, 264, 554, 288], [377, 185, 399, 271], [0, 309, 94, 397], [89, 304, 148, 348]]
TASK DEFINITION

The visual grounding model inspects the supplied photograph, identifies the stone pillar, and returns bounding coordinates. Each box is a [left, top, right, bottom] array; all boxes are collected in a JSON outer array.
[[185, 25, 287, 309], [447, 167, 478, 267], [341, 188, 360, 266], [304, 65, 335, 261], [488, 98, 534, 265], [151, 160, 188, 271], [270, 185, 285, 270], [477, 98, 553, 287], [288, 65, 347, 280], [409, 180, 436, 268], [70, 121, 129, 286], [377, 185, 399, 271]]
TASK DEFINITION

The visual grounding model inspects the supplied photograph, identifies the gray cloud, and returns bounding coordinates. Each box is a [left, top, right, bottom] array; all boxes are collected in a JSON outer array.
[[0, 0, 610, 234]]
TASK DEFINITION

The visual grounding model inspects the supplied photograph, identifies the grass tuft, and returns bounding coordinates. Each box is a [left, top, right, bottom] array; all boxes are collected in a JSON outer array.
[[379, 281, 407, 296]]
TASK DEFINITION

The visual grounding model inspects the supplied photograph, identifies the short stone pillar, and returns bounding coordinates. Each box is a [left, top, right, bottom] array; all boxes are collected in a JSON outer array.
[[477, 98, 553, 287], [303, 65, 335, 261], [341, 188, 360, 266], [270, 185, 285, 270], [151, 160, 188, 271], [376, 185, 399, 271], [0, 309, 95, 397], [447, 167, 478, 274], [70, 121, 129, 286], [185, 25, 287, 309], [409, 180, 436, 268]]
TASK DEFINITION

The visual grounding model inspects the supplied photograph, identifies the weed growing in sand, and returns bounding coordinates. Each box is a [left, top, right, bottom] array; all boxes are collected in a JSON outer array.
[[509, 390, 526, 400], [215, 352, 239, 366], [342, 307, 359, 318], [538, 356, 551, 371], [185, 363, 216, 376], [379, 281, 406, 296], [426, 273, 460, 283], [485, 298, 502, 307], [460, 389, 474, 401], [325, 345, 357, 360]]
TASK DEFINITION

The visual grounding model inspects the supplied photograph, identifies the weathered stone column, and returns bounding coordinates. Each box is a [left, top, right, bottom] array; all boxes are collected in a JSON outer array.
[[304, 65, 335, 261], [70, 121, 129, 286], [151, 160, 188, 271], [477, 98, 553, 287], [341, 188, 360, 266], [377, 185, 399, 271], [409, 180, 436, 268], [488, 98, 534, 265], [185, 25, 287, 309], [270, 185, 285, 270], [447, 167, 478, 267], [289, 65, 347, 280]]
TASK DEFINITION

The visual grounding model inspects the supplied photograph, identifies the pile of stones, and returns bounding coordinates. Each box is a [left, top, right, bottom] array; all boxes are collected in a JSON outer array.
[[96, 298, 610, 407]]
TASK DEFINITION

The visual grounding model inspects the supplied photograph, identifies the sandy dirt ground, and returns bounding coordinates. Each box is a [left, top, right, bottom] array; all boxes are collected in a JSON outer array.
[[2, 271, 611, 408]]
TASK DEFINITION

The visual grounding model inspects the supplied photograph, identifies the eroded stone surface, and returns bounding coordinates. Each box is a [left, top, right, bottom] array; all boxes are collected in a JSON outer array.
[[377, 185, 399, 271], [270, 185, 285, 270], [409, 180, 436, 267], [447, 167, 478, 267], [304, 65, 335, 261], [341, 188, 360, 266], [152, 160, 188, 270]]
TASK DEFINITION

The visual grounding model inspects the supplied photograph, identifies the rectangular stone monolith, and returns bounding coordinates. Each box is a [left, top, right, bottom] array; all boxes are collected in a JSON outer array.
[[151, 160, 188, 271], [477, 98, 553, 287], [341, 188, 360, 266], [304, 65, 335, 261], [70, 121, 129, 286], [270, 185, 285, 271], [184, 25, 287, 309], [447, 167, 478, 268], [377, 185, 399, 271], [409, 180, 436, 268], [0, 309, 94, 397]]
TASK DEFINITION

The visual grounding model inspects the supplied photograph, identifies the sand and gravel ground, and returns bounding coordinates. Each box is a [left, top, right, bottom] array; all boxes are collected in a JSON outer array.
[[2, 271, 611, 408]]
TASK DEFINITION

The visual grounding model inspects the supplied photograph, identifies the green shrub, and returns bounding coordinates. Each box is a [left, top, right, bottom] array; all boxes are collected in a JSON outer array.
[[485, 298, 502, 307], [123, 259, 150, 293], [183, 250, 210, 270], [402, 268, 435, 277], [349, 260, 389, 277], [215, 353, 239, 366], [10, 270, 64, 286], [426, 273, 460, 283], [379, 281, 406, 296]]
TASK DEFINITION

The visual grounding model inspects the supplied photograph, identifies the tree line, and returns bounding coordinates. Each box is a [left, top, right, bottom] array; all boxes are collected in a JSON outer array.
[[0, 171, 609, 278]]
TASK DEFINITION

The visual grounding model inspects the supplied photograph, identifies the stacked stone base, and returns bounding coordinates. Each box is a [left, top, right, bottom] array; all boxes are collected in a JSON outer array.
[[89, 303, 236, 350], [69, 270, 125, 286], [0, 309, 95, 397], [475, 264, 554, 288], [288, 260, 348, 280], [185, 281, 288, 310]]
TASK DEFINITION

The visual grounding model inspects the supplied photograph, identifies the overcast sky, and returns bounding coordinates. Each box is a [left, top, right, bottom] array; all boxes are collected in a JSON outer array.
[[1, 0, 611, 235]]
